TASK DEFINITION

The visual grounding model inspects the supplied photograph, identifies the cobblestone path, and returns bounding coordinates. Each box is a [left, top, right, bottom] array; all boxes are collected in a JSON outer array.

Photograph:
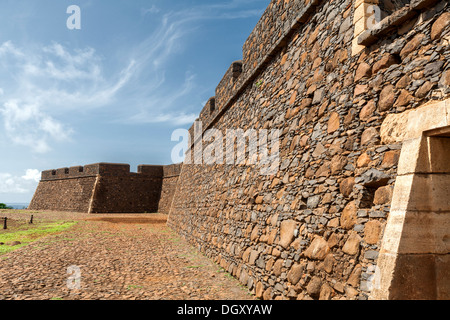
[[0, 212, 254, 300]]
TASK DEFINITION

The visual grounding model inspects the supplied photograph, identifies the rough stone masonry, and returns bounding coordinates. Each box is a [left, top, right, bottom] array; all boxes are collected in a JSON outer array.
[[167, 0, 450, 300], [29, 0, 449, 300], [29, 163, 181, 214]]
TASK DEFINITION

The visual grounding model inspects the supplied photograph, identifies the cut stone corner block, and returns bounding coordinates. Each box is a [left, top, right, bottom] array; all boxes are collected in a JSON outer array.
[[372, 98, 450, 300]]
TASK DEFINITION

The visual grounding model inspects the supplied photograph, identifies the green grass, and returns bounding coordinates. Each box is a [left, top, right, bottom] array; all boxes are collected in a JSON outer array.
[[0, 221, 77, 255], [127, 285, 144, 290], [186, 265, 206, 269]]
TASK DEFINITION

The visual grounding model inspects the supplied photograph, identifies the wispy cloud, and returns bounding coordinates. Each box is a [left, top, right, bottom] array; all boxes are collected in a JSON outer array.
[[122, 1, 266, 125], [0, 0, 268, 153], [0, 41, 134, 153], [141, 5, 160, 16], [127, 112, 198, 126]]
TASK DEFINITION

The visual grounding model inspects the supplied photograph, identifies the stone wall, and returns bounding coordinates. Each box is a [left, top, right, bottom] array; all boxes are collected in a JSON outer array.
[[88, 164, 164, 214], [29, 163, 182, 214], [28, 176, 97, 213], [168, 0, 449, 300], [158, 164, 183, 214]]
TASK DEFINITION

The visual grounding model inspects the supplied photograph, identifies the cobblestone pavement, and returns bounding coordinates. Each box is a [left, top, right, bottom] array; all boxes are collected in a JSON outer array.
[[0, 211, 255, 300]]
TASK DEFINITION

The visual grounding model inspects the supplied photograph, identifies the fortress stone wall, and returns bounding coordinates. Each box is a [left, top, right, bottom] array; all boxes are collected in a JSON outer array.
[[29, 163, 181, 214], [28, 0, 449, 300], [167, 0, 450, 300]]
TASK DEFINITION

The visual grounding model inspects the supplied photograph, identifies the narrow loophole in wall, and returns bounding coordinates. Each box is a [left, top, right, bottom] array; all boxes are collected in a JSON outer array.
[[210, 98, 216, 114]]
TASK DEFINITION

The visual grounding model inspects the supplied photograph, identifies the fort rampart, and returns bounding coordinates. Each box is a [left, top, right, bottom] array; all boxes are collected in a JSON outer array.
[[29, 0, 449, 300], [29, 163, 182, 214]]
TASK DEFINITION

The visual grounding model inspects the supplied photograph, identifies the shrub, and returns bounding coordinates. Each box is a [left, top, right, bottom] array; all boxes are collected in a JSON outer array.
[[0, 203, 13, 210]]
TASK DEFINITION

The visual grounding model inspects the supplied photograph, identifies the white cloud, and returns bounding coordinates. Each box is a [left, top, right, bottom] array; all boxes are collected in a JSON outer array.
[[0, 169, 40, 195], [0, 41, 135, 153], [0, 100, 71, 153], [0, 173, 28, 194], [0, 1, 267, 152], [22, 169, 41, 183]]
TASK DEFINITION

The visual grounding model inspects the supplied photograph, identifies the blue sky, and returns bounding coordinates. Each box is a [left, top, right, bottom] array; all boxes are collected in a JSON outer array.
[[0, 0, 269, 203]]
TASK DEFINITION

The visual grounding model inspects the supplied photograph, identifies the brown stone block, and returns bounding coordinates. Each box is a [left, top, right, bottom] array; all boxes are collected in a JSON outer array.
[[381, 150, 400, 168], [340, 177, 355, 198], [415, 81, 434, 99], [263, 287, 273, 300], [374, 186, 393, 205], [394, 89, 414, 108], [372, 54, 400, 74], [355, 62, 372, 81], [319, 283, 333, 300], [341, 201, 358, 230], [378, 85, 396, 112], [304, 236, 330, 260], [360, 100, 377, 121], [431, 12, 450, 41], [400, 33, 426, 59], [323, 254, 334, 274], [331, 155, 347, 175], [273, 259, 283, 277], [267, 228, 278, 245], [396, 74, 410, 89], [315, 162, 330, 178], [287, 263, 304, 285], [342, 232, 361, 256], [255, 282, 265, 299], [436, 254, 450, 299], [279, 220, 297, 249], [361, 127, 380, 145], [354, 84, 369, 97], [347, 265, 362, 288], [357, 152, 371, 168], [327, 233, 341, 248], [364, 220, 382, 245]]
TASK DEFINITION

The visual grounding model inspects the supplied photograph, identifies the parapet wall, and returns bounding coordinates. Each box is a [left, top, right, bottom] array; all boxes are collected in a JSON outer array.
[[30, 163, 182, 214], [168, 0, 449, 300]]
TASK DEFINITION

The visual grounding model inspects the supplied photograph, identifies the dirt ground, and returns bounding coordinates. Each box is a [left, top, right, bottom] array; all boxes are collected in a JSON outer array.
[[0, 211, 255, 300]]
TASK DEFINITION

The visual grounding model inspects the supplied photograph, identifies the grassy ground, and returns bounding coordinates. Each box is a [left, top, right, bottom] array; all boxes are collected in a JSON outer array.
[[0, 220, 77, 255]]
